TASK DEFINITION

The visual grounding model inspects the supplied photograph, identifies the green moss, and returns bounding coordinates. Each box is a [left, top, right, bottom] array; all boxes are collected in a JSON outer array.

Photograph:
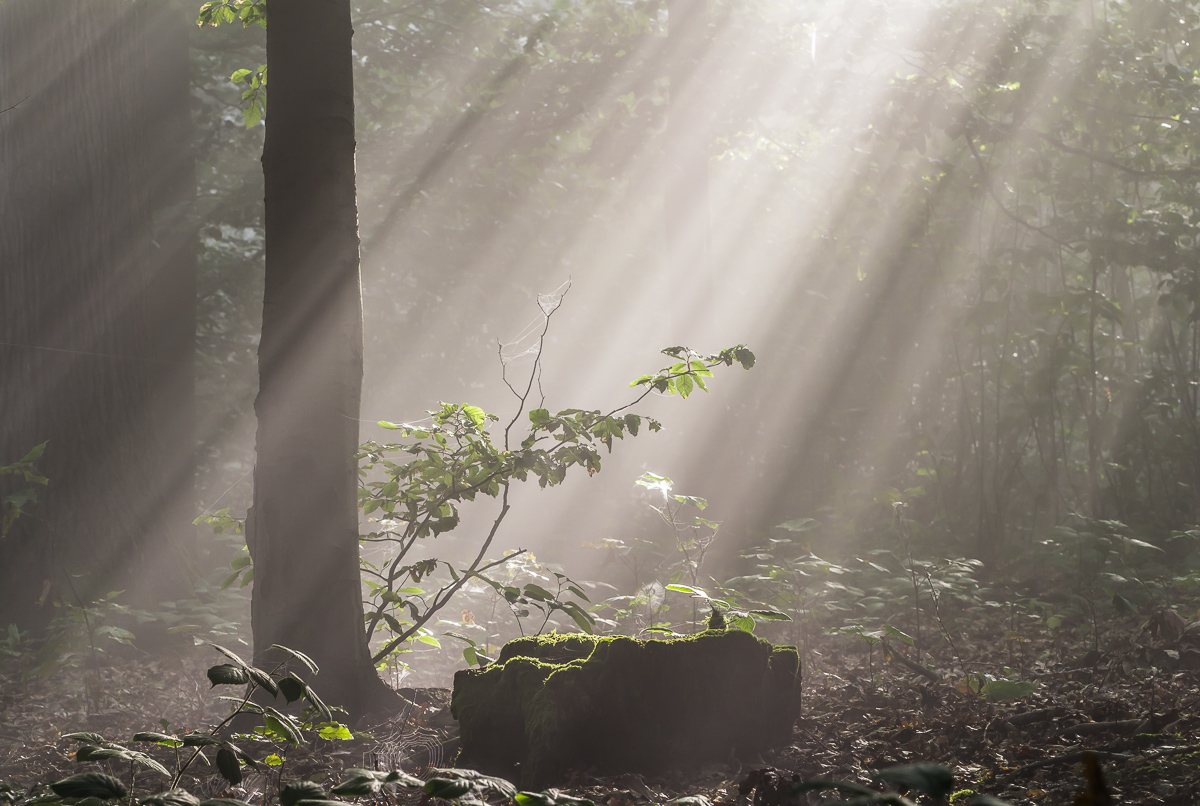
[[449, 657, 559, 775], [495, 632, 602, 665], [452, 630, 802, 788]]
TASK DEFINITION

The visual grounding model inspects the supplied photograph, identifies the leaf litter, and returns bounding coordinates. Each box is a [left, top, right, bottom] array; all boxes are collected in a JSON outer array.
[[3, 609, 1200, 805]]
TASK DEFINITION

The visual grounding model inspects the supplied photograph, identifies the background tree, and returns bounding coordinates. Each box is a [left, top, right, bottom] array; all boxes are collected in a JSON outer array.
[[663, 0, 713, 286], [0, 0, 196, 630], [177, 0, 1200, 682]]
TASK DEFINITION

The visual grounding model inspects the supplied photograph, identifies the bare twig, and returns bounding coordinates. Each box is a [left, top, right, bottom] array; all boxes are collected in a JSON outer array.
[[502, 282, 569, 449], [965, 134, 1079, 250], [884, 640, 942, 682], [923, 568, 963, 667], [994, 750, 1131, 788]]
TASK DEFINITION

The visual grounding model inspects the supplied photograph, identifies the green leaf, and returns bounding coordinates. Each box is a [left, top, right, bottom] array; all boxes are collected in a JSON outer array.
[[131, 732, 182, 748], [62, 732, 107, 745], [50, 774, 127, 801], [1118, 536, 1163, 553], [263, 712, 303, 745], [206, 664, 249, 687], [516, 793, 595, 806], [422, 779, 472, 800], [515, 794, 555, 806], [75, 746, 130, 764], [331, 776, 379, 797], [522, 584, 555, 601], [644, 626, 680, 636], [882, 624, 915, 645], [981, 679, 1038, 702], [749, 609, 792, 621], [18, 442, 46, 464], [1112, 592, 1138, 615], [182, 733, 221, 747], [141, 790, 201, 806], [316, 722, 352, 741], [278, 675, 306, 704], [673, 494, 707, 509], [559, 601, 596, 633], [731, 615, 755, 632], [665, 583, 708, 598], [462, 405, 487, 427], [246, 665, 279, 697], [243, 102, 262, 128], [128, 751, 171, 778], [383, 771, 424, 788], [226, 742, 258, 770], [215, 747, 242, 786], [430, 770, 515, 799], [207, 643, 249, 668], [280, 781, 326, 806]]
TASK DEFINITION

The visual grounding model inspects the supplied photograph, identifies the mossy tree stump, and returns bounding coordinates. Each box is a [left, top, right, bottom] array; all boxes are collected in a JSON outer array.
[[451, 630, 801, 787]]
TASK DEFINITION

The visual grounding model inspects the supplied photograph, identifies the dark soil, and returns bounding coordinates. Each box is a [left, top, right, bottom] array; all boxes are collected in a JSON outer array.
[[3, 611, 1200, 805]]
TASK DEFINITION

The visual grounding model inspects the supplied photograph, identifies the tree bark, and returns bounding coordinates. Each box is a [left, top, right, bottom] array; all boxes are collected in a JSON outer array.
[[250, 0, 400, 721], [0, 0, 196, 629]]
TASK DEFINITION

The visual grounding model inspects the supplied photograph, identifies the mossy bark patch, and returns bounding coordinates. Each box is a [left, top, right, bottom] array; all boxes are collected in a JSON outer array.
[[451, 630, 801, 788]]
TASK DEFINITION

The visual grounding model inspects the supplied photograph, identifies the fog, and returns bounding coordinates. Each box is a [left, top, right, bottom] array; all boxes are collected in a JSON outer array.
[[7, 0, 1192, 682]]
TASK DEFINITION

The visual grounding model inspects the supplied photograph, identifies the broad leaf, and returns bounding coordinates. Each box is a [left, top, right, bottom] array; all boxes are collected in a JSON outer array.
[[50, 774, 127, 801], [215, 747, 242, 785], [280, 781, 326, 806]]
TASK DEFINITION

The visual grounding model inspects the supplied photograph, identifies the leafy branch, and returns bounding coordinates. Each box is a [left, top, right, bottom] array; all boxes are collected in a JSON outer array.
[[358, 305, 754, 663]]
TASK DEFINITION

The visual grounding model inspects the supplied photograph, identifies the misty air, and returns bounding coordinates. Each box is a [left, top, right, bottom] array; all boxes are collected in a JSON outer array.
[[2, 1, 1198, 803]]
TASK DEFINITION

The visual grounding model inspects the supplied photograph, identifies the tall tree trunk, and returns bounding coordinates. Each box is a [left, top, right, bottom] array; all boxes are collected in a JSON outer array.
[[0, 0, 196, 630], [249, 0, 400, 721]]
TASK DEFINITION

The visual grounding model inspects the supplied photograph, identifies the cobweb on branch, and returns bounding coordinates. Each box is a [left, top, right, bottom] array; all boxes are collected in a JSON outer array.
[[498, 279, 570, 368]]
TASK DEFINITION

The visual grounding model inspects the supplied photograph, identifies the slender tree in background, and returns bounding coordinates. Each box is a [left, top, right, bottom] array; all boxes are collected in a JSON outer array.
[[0, 0, 195, 629], [248, 0, 401, 719], [664, 0, 712, 282]]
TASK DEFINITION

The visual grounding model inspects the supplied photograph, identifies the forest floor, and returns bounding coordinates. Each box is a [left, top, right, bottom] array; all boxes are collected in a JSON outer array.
[[3, 609, 1200, 806]]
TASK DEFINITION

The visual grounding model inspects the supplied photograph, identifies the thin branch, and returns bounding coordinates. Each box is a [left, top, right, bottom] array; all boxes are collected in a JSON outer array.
[[605, 353, 729, 418], [994, 750, 1131, 788], [1035, 130, 1200, 180], [0, 96, 29, 115], [371, 485, 519, 664], [503, 282, 570, 449], [965, 135, 1079, 250]]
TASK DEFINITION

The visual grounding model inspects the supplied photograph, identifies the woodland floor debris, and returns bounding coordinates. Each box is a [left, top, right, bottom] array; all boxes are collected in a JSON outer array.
[[3, 610, 1200, 804]]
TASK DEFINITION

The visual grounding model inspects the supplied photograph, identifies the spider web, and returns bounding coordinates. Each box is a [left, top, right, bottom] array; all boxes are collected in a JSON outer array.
[[497, 279, 570, 367]]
